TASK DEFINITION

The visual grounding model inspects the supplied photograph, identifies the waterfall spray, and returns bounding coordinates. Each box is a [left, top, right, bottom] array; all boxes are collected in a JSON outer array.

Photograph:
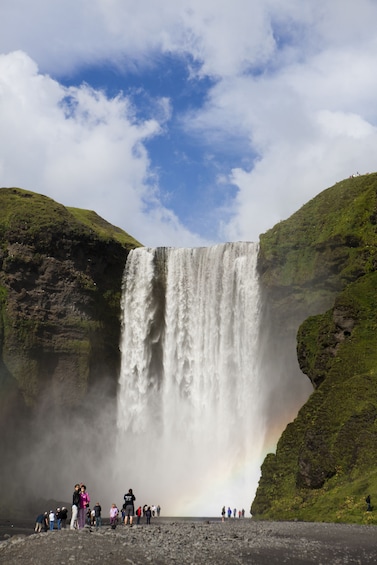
[[116, 242, 267, 516]]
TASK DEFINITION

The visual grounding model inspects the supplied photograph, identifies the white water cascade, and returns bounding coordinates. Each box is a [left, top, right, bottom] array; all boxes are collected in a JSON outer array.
[[116, 242, 269, 517]]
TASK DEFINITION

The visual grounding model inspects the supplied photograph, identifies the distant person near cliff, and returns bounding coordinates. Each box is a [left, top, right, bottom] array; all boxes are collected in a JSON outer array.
[[366, 494, 372, 511]]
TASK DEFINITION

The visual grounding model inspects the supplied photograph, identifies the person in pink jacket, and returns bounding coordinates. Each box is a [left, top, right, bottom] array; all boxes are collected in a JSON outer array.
[[78, 484, 90, 529]]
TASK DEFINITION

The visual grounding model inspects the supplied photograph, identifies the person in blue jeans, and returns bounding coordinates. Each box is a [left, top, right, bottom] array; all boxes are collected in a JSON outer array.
[[93, 502, 102, 529], [56, 508, 62, 530]]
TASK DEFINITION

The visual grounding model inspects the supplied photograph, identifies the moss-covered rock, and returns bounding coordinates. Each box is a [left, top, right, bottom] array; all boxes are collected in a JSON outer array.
[[252, 173, 377, 523], [0, 187, 141, 412]]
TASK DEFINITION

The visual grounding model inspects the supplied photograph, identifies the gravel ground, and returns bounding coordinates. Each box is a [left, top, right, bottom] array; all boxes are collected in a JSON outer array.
[[1, 518, 377, 564]]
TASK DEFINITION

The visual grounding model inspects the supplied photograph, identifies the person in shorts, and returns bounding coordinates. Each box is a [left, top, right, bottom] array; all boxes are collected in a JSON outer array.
[[123, 488, 136, 526]]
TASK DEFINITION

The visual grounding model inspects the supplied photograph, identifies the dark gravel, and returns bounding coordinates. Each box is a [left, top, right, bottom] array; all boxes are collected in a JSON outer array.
[[1, 518, 377, 564]]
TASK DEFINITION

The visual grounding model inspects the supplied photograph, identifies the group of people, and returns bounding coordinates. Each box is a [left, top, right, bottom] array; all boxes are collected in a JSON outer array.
[[34, 508, 68, 532], [107, 490, 161, 528], [221, 506, 246, 521], [34, 483, 161, 532]]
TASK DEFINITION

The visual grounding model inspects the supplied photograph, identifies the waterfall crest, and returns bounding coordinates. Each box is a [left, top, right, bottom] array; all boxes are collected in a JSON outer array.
[[117, 242, 266, 516]]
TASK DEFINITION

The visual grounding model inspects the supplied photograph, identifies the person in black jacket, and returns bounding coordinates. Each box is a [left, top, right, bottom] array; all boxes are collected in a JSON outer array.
[[70, 484, 81, 529], [60, 507, 68, 529]]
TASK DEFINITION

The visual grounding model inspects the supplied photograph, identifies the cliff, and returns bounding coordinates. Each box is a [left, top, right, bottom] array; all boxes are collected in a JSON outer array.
[[252, 173, 377, 523], [0, 187, 141, 433]]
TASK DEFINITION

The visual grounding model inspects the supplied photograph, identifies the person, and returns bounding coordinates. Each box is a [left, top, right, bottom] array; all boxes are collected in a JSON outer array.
[[56, 508, 62, 530], [49, 510, 55, 531], [60, 507, 68, 529], [151, 504, 156, 517], [78, 484, 90, 529], [145, 506, 152, 525], [123, 488, 136, 526], [34, 513, 44, 533], [93, 502, 102, 529], [70, 483, 81, 530], [136, 506, 142, 525], [110, 503, 119, 529], [366, 494, 372, 511], [86, 507, 92, 526], [157, 505, 161, 517], [221, 506, 226, 522], [227, 507, 232, 519], [233, 508, 237, 518], [43, 512, 49, 532]]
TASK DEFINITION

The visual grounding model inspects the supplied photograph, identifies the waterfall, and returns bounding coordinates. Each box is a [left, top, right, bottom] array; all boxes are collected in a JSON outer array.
[[116, 242, 267, 517]]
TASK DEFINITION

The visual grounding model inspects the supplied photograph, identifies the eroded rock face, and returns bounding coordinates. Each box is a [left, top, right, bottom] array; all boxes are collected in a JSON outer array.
[[0, 188, 137, 413]]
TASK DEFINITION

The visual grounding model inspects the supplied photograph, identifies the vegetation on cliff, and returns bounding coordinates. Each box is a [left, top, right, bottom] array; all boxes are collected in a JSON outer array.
[[252, 173, 377, 524], [0, 187, 141, 414]]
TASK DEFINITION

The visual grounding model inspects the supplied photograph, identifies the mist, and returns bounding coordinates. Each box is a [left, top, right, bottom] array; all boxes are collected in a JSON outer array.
[[0, 243, 313, 520]]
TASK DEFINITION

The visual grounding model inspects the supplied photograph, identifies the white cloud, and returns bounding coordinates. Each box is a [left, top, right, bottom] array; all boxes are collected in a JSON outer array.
[[0, 51, 207, 247], [1, 1, 377, 245]]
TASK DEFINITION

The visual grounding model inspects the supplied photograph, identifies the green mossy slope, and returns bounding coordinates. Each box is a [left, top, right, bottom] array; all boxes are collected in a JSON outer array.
[[253, 173, 377, 524], [0, 187, 141, 411]]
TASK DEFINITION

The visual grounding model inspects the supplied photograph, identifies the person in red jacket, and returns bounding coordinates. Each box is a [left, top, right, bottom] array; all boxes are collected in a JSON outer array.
[[136, 506, 142, 525]]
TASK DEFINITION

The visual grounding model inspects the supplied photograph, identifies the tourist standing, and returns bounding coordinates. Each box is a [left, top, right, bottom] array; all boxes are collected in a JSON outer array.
[[93, 502, 102, 529], [70, 484, 80, 530], [60, 507, 68, 528], [136, 506, 142, 525], [78, 484, 90, 529], [123, 488, 136, 526], [221, 506, 226, 522], [110, 503, 119, 528], [146, 506, 152, 524], [56, 508, 62, 530], [49, 510, 55, 531]]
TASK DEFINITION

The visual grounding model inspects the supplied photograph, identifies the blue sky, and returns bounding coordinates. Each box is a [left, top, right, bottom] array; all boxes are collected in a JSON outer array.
[[1, 1, 377, 247]]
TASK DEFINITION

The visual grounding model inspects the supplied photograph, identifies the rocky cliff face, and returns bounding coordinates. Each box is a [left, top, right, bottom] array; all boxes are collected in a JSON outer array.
[[252, 173, 377, 523], [0, 188, 141, 488]]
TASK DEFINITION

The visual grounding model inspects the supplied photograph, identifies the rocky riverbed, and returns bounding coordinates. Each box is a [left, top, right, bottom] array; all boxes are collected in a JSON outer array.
[[1, 518, 377, 564]]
